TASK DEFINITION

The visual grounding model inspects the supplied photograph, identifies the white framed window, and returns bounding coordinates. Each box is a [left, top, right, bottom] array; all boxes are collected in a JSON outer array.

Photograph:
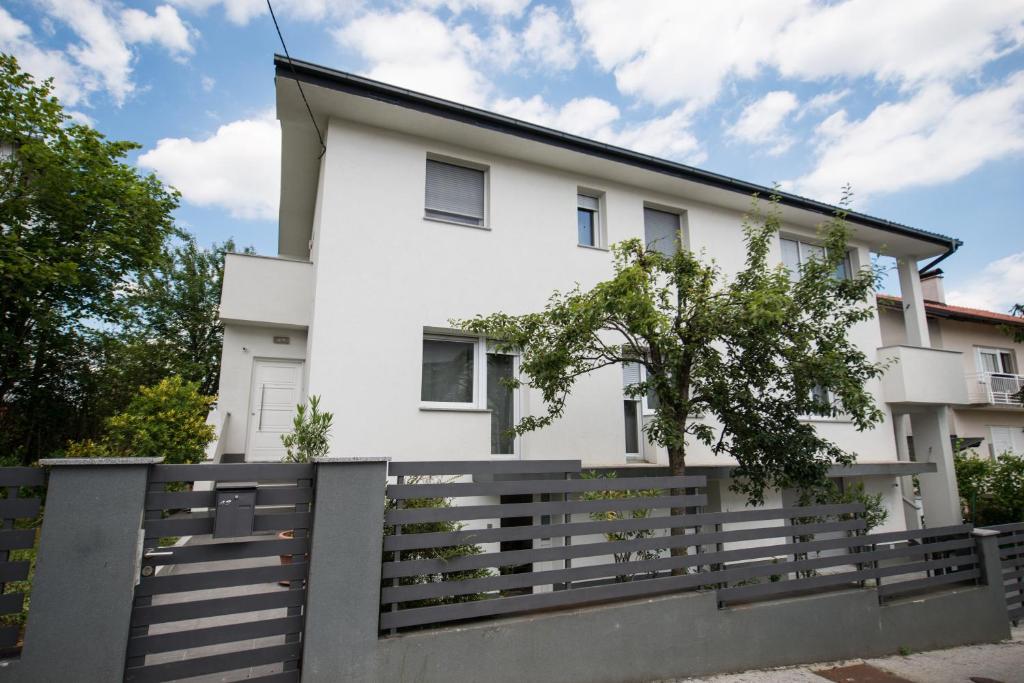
[[424, 157, 486, 227], [577, 193, 601, 247], [976, 347, 1016, 375], [780, 237, 852, 282], [643, 207, 682, 257], [420, 334, 519, 455], [988, 425, 1023, 457]]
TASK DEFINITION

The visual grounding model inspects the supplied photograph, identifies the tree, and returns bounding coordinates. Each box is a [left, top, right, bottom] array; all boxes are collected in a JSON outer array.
[[955, 446, 1024, 525], [457, 193, 885, 513], [281, 395, 334, 463], [0, 54, 179, 462]]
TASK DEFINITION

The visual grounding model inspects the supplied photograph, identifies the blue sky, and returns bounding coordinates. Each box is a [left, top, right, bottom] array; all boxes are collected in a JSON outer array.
[[2, 0, 1023, 310]]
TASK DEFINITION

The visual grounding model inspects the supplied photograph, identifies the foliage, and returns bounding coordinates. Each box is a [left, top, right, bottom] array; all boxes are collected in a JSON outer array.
[[0, 54, 205, 463], [383, 477, 492, 610], [579, 471, 664, 580], [281, 395, 334, 463], [455, 191, 885, 507], [833, 481, 888, 534], [955, 447, 1024, 525], [65, 377, 215, 464]]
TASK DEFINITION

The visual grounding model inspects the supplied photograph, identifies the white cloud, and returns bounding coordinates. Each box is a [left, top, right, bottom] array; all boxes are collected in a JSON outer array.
[[795, 88, 850, 120], [727, 90, 799, 155], [522, 6, 577, 71], [334, 9, 491, 105], [786, 71, 1024, 202], [171, 0, 362, 25], [493, 95, 703, 163], [201, 75, 216, 91], [138, 112, 281, 220], [0, 6, 87, 105], [947, 252, 1024, 313], [572, 0, 1024, 110], [120, 5, 195, 57], [414, 0, 531, 17]]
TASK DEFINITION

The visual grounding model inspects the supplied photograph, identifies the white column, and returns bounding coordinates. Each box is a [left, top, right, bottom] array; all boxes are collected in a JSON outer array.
[[909, 407, 961, 527], [897, 257, 931, 348]]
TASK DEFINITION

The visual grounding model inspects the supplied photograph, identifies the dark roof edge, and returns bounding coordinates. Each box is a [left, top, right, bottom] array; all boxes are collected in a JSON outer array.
[[274, 54, 962, 251]]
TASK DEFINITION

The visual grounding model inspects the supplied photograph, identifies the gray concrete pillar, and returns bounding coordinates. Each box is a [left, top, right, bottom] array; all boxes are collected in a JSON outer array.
[[897, 258, 931, 348], [892, 414, 921, 530], [909, 408, 961, 527], [301, 457, 389, 682], [973, 528, 1013, 639], [17, 458, 159, 683]]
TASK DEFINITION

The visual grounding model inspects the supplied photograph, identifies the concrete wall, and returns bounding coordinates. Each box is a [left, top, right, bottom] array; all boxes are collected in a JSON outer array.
[[216, 324, 308, 455], [302, 117, 901, 469], [220, 253, 313, 328]]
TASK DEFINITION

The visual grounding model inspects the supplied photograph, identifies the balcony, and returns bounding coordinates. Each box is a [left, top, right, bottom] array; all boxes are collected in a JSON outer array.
[[878, 345, 968, 406], [966, 372, 1024, 407], [219, 253, 314, 329]]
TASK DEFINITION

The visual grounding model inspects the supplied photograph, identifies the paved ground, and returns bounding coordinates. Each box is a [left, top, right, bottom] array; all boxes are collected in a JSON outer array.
[[665, 626, 1024, 683]]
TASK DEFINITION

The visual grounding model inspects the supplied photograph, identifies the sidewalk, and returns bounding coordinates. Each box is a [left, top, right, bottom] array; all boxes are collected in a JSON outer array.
[[666, 626, 1024, 683]]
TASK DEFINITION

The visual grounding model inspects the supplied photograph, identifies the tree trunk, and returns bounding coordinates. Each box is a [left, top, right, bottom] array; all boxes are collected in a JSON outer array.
[[668, 443, 689, 575]]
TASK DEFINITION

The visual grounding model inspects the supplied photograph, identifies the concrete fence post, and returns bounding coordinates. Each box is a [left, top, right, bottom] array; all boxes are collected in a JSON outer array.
[[302, 457, 389, 682], [15, 458, 159, 683], [972, 528, 1012, 637]]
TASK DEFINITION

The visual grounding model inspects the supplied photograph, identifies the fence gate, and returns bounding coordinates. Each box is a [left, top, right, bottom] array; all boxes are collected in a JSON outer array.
[[124, 463, 314, 682], [989, 522, 1024, 625]]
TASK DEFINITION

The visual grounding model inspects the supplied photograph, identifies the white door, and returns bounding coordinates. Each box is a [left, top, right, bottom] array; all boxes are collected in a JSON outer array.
[[246, 359, 304, 461]]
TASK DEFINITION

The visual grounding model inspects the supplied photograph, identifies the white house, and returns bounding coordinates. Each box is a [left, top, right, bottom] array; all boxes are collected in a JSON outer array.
[[212, 55, 970, 531]]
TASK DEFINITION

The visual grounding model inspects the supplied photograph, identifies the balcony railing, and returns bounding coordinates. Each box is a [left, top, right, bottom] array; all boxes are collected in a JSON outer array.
[[967, 372, 1024, 406]]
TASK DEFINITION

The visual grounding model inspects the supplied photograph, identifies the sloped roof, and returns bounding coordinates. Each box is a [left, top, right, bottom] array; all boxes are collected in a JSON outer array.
[[878, 294, 1024, 327]]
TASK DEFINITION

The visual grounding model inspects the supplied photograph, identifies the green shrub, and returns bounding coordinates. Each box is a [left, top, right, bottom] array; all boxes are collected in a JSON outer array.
[[956, 447, 1024, 525], [65, 376, 215, 464], [281, 395, 333, 463], [579, 471, 664, 581]]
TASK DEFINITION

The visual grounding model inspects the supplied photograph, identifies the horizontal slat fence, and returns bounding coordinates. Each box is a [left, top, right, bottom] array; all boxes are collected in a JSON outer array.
[[986, 521, 1024, 624], [124, 463, 313, 683], [380, 461, 981, 632], [0, 467, 44, 660]]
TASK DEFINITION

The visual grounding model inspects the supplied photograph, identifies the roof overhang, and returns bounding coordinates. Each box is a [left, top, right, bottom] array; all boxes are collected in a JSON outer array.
[[274, 55, 961, 262]]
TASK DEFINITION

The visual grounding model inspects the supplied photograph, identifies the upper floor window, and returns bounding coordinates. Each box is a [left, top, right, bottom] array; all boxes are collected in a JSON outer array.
[[644, 207, 681, 257], [424, 158, 485, 227], [577, 193, 600, 247], [780, 237, 852, 282], [977, 347, 1016, 375]]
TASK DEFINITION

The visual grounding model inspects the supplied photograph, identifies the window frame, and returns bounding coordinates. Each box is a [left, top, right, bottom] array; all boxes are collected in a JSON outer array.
[[779, 235, 853, 282], [576, 190, 604, 249], [976, 346, 1016, 375], [642, 204, 685, 256], [420, 334, 481, 410], [423, 155, 489, 229]]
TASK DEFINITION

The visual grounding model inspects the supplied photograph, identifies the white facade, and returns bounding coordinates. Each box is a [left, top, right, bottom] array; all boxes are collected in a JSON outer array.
[[214, 58, 968, 530]]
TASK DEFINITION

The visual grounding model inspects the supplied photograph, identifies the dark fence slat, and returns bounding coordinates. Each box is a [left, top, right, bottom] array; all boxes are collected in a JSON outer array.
[[242, 672, 301, 683], [133, 563, 308, 597], [877, 567, 981, 599], [386, 475, 706, 499], [0, 561, 30, 583], [385, 493, 707, 525], [124, 642, 302, 683], [127, 615, 303, 656], [387, 460, 582, 476], [144, 511, 312, 537], [985, 522, 1024, 534], [148, 463, 314, 483], [0, 467, 45, 487], [0, 498, 40, 519], [0, 626, 18, 649], [864, 524, 973, 545], [131, 589, 306, 627], [143, 537, 308, 566], [0, 592, 24, 616], [717, 569, 873, 603], [146, 486, 313, 510], [0, 529, 36, 551]]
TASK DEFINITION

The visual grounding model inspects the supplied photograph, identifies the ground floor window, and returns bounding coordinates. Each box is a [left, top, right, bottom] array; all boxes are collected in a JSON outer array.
[[488, 352, 516, 455]]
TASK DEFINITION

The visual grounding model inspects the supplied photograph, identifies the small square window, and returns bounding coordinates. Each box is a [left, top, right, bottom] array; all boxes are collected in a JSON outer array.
[[425, 158, 485, 226], [421, 338, 475, 404], [577, 194, 600, 246]]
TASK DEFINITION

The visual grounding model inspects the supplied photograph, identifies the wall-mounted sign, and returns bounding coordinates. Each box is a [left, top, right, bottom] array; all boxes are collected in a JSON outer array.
[[273, 336, 290, 345]]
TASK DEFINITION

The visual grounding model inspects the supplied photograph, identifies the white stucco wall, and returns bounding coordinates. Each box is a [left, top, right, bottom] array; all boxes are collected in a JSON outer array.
[[300, 118, 902, 468]]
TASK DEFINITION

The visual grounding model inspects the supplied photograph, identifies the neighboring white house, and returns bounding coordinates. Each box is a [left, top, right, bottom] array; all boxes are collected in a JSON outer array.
[[879, 271, 1024, 460], [212, 55, 971, 531]]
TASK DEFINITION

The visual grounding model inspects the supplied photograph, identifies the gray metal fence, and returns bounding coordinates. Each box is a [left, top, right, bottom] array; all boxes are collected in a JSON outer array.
[[124, 463, 315, 683], [0, 466, 43, 659], [381, 460, 980, 631], [986, 521, 1024, 624]]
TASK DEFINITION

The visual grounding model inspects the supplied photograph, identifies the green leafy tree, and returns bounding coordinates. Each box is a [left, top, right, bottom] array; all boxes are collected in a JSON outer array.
[[955, 445, 1024, 525], [0, 54, 179, 462], [66, 376, 215, 464], [281, 395, 334, 463], [457, 193, 884, 512]]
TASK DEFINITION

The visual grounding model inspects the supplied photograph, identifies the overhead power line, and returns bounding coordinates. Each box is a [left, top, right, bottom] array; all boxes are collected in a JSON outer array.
[[266, 0, 326, 159]]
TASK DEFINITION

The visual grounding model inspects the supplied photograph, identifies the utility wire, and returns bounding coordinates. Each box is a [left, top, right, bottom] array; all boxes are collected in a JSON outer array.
[[267, 0, 326, 159]]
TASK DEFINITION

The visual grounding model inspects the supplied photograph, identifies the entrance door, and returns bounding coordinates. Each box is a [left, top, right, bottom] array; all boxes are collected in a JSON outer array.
[[247, 359, 304, 461]]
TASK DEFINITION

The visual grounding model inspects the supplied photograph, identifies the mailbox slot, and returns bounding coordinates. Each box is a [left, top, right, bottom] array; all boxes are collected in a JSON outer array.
[[214, 482, 258, 539]]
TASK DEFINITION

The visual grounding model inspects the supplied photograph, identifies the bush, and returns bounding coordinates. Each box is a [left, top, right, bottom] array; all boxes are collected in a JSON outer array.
[[65, 376, 215, 464], [579, 471, 664, 581], [281, 395, 333, 463], [956, 448, 1024, 525]]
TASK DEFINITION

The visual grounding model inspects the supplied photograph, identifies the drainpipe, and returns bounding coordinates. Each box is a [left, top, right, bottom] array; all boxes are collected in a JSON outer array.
[[918, 238, 962, 277]]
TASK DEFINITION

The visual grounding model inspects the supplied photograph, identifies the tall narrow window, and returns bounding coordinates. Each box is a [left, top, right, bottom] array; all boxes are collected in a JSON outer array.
[[622, 362, 642, 457], [421, 338, 475, 404], [424, 158, 485, 226], [488, 353, 515, 455], [577, 194, 599, 246], [643, 207, 681, 257]]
